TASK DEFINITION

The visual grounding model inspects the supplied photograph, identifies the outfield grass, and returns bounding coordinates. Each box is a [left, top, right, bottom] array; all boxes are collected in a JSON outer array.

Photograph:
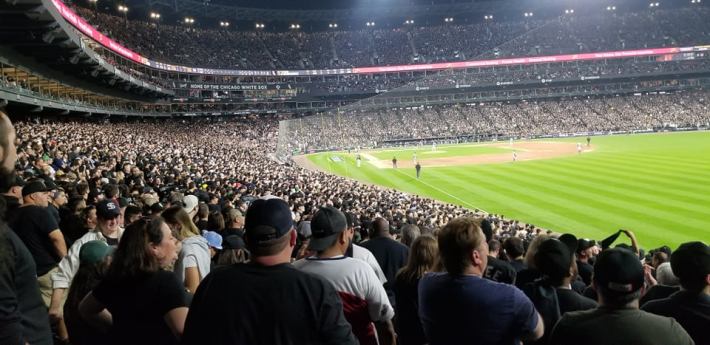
[[306, 131, 710, 249]]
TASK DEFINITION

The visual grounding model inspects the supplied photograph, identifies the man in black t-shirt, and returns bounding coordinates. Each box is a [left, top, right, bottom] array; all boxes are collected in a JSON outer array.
[[0, 111, 52, 345], [576, 239, 595, 286], [182, 197, 356, 345], [361, 217, 409, 307], [484, 239, 517, 285], [9, 179, 67, 307]]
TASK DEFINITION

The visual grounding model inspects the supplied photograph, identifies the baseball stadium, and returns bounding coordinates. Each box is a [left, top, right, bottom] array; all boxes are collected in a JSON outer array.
[[1, 0, 709, 344]]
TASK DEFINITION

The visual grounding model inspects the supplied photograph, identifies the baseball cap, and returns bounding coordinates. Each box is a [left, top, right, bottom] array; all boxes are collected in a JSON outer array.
[[593, 248, 644, 294], [22, 180, 50, 197], [670, 241, 709, 290], [202, 230, 223, 250], [244, 197, 293, 247], [9, 174, 25, 188], [96, 199, 121, 219], [183, 195, 199, 213], [558, 233, 579, 254], [79, 240, 114, 265], [308, 207, 348, 251], [577, 238, 594, 253], [534, 238, 573, 280]]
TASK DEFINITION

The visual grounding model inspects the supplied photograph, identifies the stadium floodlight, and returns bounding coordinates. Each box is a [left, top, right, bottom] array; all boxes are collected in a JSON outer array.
[[255, 23, 265, 29], [117, 5, 128, 13], [565, 9, 574, 14], [366, 21, 375, 27], [444, 17, 454, 22], [606, 5, 617, 10], [88, 0, 97, 3], [484, 15, 493, 20], [691, 0, 701, 3], [329, 23, 338, 28], [184, 17, 194, 24], [290, 24, 301, 29], [150, 12, 161, 19], [649, 2, 660, 7], [405, 19, 414, 25], [220, 21, 230, 27], [524, 12, 533, 17]]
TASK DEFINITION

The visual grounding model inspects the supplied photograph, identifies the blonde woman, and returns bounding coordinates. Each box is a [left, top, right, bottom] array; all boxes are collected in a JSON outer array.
[[161, 206, 210, 294]]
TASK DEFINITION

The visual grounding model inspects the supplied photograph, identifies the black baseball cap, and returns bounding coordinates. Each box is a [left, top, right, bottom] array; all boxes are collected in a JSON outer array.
[[535, 238, 573, 280], [558, 233, 579, 255], [577, 238, 595, 253], [22, 180, 50, 197], [308, 207, 347, 251], [96, 199, 121, 219], [593, 248, 644, 294], [670, 241, 710, 291], [244, 197, 293, 247]]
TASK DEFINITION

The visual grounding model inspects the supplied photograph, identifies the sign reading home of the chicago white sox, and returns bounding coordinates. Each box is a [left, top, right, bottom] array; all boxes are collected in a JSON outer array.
[[178, 83, 292, 91]]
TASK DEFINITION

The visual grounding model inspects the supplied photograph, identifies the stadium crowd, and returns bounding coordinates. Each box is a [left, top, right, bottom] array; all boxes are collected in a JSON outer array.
[[1, 99, 709, 344], [284, 90, 710, 151], [72, 5, 710, 70]]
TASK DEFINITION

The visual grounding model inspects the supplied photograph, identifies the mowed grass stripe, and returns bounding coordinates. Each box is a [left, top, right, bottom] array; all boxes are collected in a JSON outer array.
[[453, 166, 705, 234], [442, 168, 700, 244], [440, 169, 611, 232], [588, 154, 710, 183], [547, 157, 710, 196], [520, 160, 710, 214]]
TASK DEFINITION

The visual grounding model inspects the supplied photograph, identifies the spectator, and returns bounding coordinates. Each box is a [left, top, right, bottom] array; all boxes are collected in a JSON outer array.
[[78, 217, 187, 345], [49, 199, 123, 337], [215, 234, 249, 266], [0, 110, 52, 345], [576, 238, 595, 286], [9, 179, 67, 307], [63, 240, 112, 345], [295, 207, 395, 345], [361, 217, 409, 307], [344, 212, 387, 284], [642, 241, 710, 345], [483, 238, 517, 284], [181, 198, 357, 345], [393, 235, 438, 345], [162, 206, 211, 294], [418, 217, 544, 344], [400, 224, 420, 247], [549, 248, 694, 345], [522, 238, 597, 343], [503, 236, 527, 273], [0, 172, 23, 215], [639, 261, 681, 305]]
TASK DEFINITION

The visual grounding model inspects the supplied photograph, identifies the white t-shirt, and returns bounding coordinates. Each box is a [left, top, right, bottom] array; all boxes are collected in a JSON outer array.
[[352, 244, 387, 284], [294, 255, 394, 345]]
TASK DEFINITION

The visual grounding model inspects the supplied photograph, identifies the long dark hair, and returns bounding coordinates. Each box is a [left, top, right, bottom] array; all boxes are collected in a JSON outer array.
[[396, 235, 439, 285], [106, 217, 165, 279], [65, 257, 110, 312]]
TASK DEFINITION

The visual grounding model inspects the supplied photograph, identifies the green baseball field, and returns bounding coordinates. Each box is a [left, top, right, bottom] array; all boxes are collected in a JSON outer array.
[[303, 131, 710, 250]]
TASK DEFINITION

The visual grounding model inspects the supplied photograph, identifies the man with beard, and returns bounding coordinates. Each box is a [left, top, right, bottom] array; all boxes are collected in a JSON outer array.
[[0, 110, 52, 345]]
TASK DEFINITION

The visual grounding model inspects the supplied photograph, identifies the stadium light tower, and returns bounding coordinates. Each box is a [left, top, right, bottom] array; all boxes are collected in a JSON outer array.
[[255, 23, 265, 29], [328, 23, 338, 28], [220, 21, 230, 27], [691, 0, 701, 3], [290, 23, 301, 29], [184, 17, 195, 24], [117, 5, 128, 24], [366, 21, 375, 27], [405, 19, 414, 25], [565, 9, 574, 14], [649, 2, 660, 7], [150, 12, 161, 20], [606, 5, 617, 11], [523, 12, 533, 17], [444, 17, 454, 23], [484, 15, 493, 20]]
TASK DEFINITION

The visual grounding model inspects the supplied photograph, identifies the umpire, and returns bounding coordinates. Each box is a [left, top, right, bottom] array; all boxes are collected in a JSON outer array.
[[415, 162, 421, 179]]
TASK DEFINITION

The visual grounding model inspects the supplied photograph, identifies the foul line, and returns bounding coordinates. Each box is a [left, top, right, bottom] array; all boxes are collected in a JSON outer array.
[[392, 169, 490, 214]]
